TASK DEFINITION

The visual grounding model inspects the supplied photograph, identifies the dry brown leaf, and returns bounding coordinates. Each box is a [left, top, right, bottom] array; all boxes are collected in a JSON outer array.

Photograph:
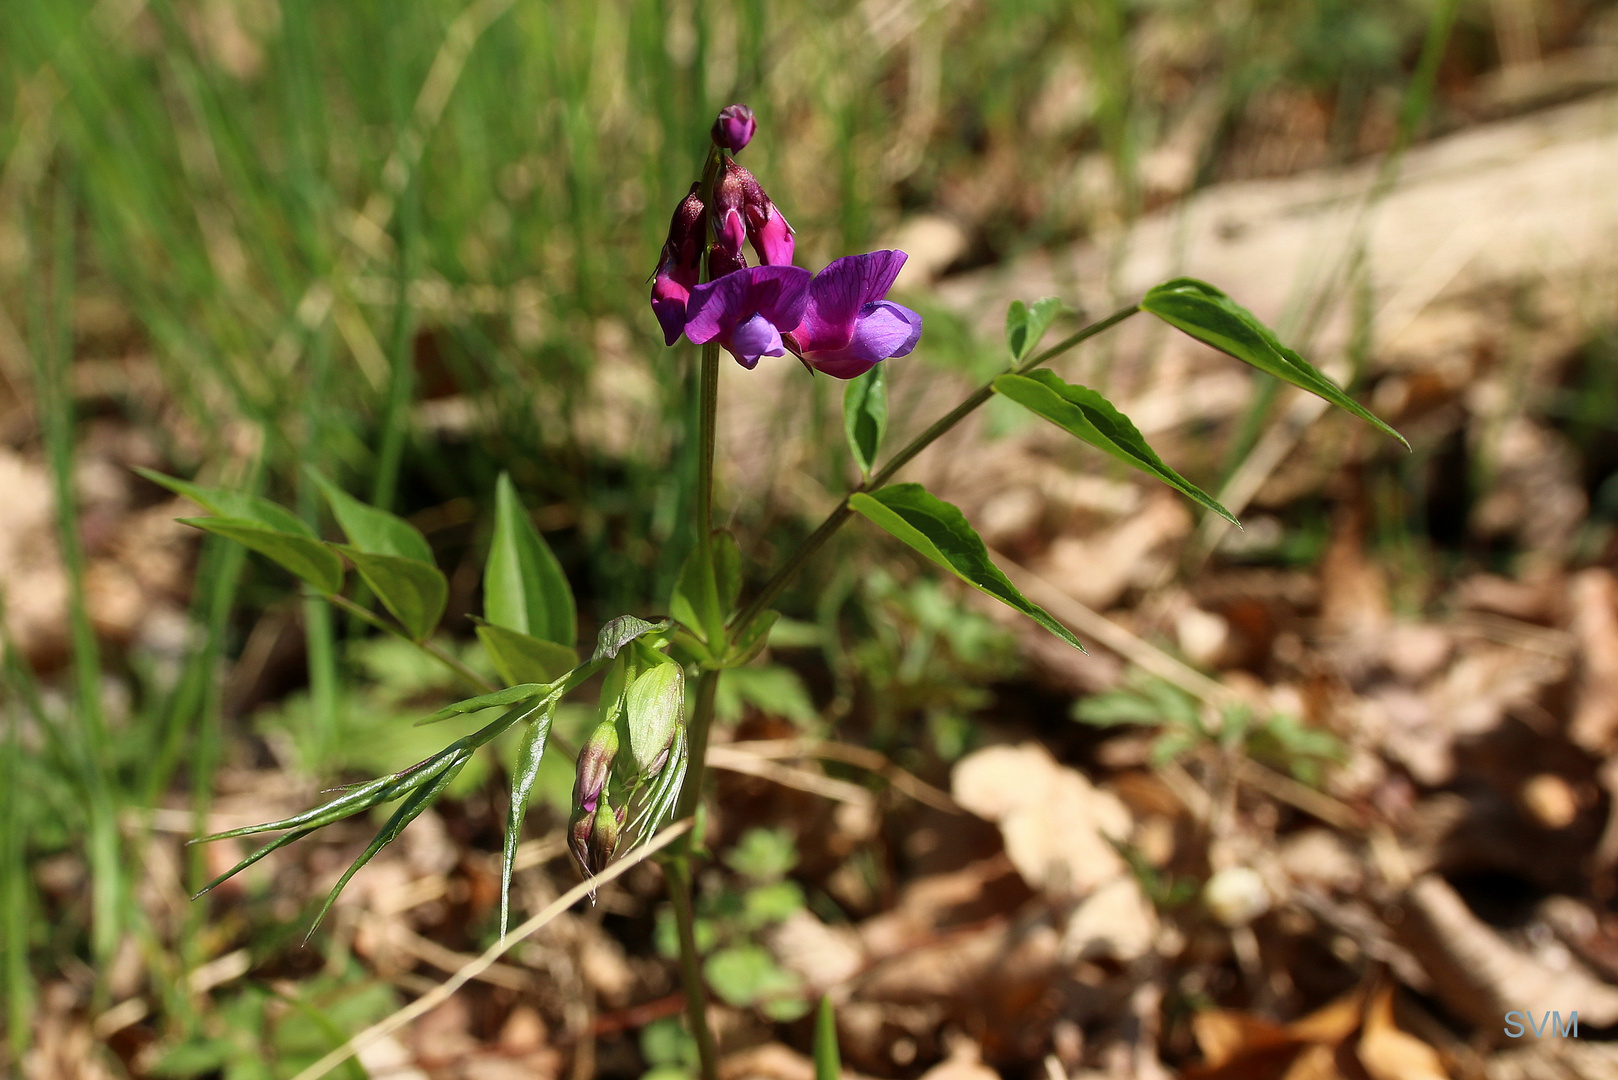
[[952, 743, 1131, 897], [1035, 494, 1191, 611], [1356, 985, 1448, 1080], [917, 1038, 1002, 1080], [1567, 569, 1618, 754]]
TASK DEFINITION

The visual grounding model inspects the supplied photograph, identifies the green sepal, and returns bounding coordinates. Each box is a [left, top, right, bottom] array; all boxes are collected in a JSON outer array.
[[849, 483, 1083, 650]]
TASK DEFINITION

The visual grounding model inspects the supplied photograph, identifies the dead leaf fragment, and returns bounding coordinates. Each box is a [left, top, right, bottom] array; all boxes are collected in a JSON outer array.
[[1357, 984, 1448, 1080], [952, 743, 1131, 896]]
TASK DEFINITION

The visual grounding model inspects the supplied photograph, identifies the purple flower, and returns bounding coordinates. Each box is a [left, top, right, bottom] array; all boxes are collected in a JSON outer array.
[[685, 264, 812, 369], [711, 104, 756, 153], [650, 184, 706, 346], [790, 250, 923, 379]]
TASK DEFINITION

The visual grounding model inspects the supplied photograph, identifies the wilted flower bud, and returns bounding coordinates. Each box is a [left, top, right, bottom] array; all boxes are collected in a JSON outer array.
[[569, 793, 626, 878], [651, 184, 707, 346], [711, 104, 756, 153]]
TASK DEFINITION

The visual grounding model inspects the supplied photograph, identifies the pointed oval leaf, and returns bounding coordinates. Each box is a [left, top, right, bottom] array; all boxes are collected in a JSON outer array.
[[475, 622, 578, 686], [1006, 297, 1065, 363], [843, 364, 888, 476], [486, 473, 577, 647], [342, 548, 447, 642], [593, 615, 671, 662], [180, 517, 345, 595], [993, 371, 1239, 525], [1139, 278, 1408, 448], [625, 660, 684, 774], [849, 484, 1083, 650], [306, 468, 433, 562], [500, 706, 553, 939]]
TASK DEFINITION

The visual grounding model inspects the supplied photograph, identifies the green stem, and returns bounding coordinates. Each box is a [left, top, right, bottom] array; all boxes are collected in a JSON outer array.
[[325, 593, 494, 693], [732, 303, 1140, 635], [667, 669, 719, 1080]]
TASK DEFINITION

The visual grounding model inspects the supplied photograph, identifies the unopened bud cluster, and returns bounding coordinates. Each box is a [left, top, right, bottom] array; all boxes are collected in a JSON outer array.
[[649, 105, 923, 380], [568, 639, 687, 877]]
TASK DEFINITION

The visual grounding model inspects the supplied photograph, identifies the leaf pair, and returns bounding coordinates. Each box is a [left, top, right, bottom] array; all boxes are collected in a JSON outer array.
[[142, 467, 449, 642]]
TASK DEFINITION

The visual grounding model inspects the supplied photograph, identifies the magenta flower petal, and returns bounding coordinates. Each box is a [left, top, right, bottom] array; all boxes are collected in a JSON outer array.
[[651, 276, 691, 346], [795, 250, 908, 354], [729, 313, 784, 368], [748, 206, 795, 267], [712, 104, 756, 153], [803, 301, 923, 379]]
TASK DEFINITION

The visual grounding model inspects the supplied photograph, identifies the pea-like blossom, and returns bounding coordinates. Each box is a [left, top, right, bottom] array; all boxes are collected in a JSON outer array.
[[684, 264, 812, 369], [789, 250, 923, 379], [711, 104, 756, 153], [650, 184, 706, 346]]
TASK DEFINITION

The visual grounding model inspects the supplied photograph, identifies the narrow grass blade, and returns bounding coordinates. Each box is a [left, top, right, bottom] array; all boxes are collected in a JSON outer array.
[[814, 995, 841, 1080]]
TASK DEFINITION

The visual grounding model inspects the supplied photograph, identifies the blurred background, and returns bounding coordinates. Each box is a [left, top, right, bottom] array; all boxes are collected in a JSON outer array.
[[5, 0, 1618, 1077]]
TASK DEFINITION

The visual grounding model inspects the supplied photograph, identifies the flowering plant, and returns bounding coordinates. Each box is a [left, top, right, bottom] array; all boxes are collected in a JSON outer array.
[[160, 106, 1405, 1080]]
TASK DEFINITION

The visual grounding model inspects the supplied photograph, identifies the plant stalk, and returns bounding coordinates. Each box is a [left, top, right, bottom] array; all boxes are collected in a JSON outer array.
[[731, 303, 1140, 634]]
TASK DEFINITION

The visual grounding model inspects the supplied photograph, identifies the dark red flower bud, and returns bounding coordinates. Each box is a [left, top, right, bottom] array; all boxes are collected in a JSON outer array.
[[711, 104, 756, 153], [650, 184, 707, 346]]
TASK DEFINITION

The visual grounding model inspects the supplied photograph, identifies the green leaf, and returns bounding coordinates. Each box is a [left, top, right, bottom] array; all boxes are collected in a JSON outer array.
[[475, 622, 578, 686], [993, 371, 1238, 525], [593, 615, 670, 661], [305, 468, 433, 562], [814, 996, 840, 1080], [1005, 297, 1065, 363], [341, 549, 447, 642], [306, 748, 470, 936], [624, 659, 684, 774], [848, 484, 1083, 650], [138, 468, 315, 538], [724, 826, 798, 882], [486, 473, 576, 647], [500, 706, 553, 939], [843, 364, 888, 476], [721, 610, 779, 669], [417, 683, 547, 726], [180, 517, 345, 595], [702, 944, 802, 1008], [1139, 278, 1408, 449], [670, 531, 739, 645]]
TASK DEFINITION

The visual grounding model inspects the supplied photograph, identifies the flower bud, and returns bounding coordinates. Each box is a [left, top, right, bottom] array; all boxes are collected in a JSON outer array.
[[711, 104, 756, 153], [572, 718, 620, 816], [650, 184, 706, 346], [569, 794, 626, 878], [713, 158, 795, 270]]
